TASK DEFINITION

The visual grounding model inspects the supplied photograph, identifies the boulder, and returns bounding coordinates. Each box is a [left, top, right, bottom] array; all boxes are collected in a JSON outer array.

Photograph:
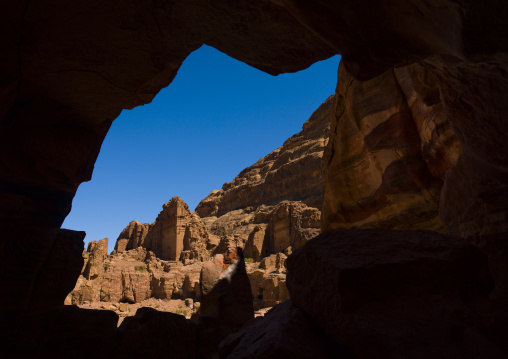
[[114, 307, 196, 359], [197, 249, 254, 358], [287, 229, 506, 358], [218, 300, 343, 359]]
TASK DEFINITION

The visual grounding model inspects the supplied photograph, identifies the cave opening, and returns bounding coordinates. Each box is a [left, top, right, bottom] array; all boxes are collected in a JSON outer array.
[[62, 45, 340, 254]]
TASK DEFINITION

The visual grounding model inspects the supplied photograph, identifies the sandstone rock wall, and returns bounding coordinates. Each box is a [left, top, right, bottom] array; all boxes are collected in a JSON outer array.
[[69, 245, 204, 305], [196, 95, 334, 217], [265, 201, 320, 255], [83, 238, 109, 280], [113, 221, 153, 253], [322, 62, 461, 233]]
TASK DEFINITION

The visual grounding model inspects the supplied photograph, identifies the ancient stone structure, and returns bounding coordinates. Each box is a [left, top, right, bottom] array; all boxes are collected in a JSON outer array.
[[265, 201, 320, 255], [143, 197, 191, 260], [114, 198, 217, 264], [69, 245, 203, 306]]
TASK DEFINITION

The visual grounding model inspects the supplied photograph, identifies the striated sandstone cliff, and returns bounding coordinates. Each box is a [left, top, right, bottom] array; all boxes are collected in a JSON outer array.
[[322, 63, 461, 233], [196, 94, 334, 217]]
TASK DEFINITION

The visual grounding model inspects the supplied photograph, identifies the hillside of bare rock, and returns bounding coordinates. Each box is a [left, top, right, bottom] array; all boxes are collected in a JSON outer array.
[[196, 94, 334, 218], [66, 105, 335, 325], [67, 195, 298, 325]]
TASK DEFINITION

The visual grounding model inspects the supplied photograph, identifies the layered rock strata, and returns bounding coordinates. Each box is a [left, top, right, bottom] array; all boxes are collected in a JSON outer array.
[[196, 95, 334, 217], [322, 63, 460, 233]]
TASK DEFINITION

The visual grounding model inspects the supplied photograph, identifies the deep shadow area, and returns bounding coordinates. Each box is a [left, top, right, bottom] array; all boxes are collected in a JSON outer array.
[[1, 1, 508, 358]]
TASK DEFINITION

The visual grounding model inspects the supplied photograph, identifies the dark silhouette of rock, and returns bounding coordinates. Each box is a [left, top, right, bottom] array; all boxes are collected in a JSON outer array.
[[114, 307, 196, 359], [219, 300, 345, 359], [287, 229, 507, 358], [197, 248, 254, 358], [45, 306, 118, 359]]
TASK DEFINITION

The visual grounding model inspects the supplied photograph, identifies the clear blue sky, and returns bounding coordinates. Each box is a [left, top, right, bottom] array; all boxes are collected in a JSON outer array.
[[63, 45, 340, 254]]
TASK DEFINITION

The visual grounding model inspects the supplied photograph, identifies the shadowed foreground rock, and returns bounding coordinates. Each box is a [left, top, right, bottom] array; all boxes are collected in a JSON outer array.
[[44, 306, 119, 359], [287, 229, 507, 358], [219, 300, 346, 359], [197, 249, 254, 359], [114, 307, 196, 359]]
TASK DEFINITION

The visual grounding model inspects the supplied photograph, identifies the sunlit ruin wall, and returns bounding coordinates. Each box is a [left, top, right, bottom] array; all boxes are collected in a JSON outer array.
[[1, 1, 508, 358]]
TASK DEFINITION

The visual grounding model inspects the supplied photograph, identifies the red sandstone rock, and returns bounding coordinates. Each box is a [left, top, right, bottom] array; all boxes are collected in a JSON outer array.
[[196, 95, 334, 217], [113, 221, 153, 253], [83, 238, 109, 280], [407, 57, 508, 240], [266, 201, 320, 255], [322, 63, 459, 233], [143, 197, 193, 260], [246, 255, 289, 310], [180, 213, 217, 264], [68, 246, 204, 305], [243, 226, 265, 262]]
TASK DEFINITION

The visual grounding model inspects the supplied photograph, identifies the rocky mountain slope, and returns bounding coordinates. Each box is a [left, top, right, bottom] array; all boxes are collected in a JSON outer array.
[[67, 102, 332, 321], [196, 94, 334, 218]]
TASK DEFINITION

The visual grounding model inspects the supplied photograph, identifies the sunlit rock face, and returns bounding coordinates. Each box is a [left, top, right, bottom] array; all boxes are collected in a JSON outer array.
[[321, 63, 461, 233], [114, 197, 216, 262], [196, 95, 334, 218], [143, 197, 192, 261], [113, 221, 153, 253]]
